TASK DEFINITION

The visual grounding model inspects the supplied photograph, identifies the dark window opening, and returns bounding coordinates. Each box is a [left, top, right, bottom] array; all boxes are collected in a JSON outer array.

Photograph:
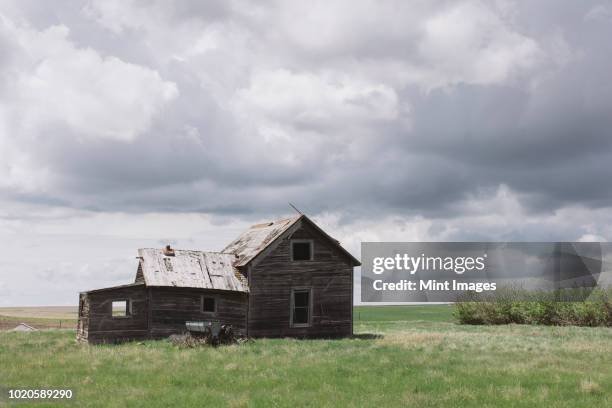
[[291, 289, 311, 327], [202, 296, 216, 313], [291, 241, 312, 261], [112, 300, 130, 317]]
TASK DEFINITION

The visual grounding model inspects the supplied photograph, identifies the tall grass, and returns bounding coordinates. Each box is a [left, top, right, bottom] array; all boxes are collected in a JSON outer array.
[[2, 307, 612, 407], [454, 287, 612, 327]]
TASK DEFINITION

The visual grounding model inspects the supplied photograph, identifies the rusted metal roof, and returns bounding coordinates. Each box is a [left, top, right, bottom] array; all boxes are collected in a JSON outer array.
[[223, 216, 301, 267], [137, 249, 248, 292]]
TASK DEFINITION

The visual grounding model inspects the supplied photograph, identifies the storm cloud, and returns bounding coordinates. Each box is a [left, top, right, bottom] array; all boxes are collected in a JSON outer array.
[[1, 0, 612, 305]]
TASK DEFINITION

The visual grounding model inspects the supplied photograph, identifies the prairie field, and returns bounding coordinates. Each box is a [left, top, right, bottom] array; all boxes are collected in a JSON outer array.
[[1, 305, 611, 407], [0, 307, 77, 320], [0, 307, 77, 331]]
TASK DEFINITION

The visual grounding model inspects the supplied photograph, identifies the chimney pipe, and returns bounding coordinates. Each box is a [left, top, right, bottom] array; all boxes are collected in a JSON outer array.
[[163, 245, 175, 256]]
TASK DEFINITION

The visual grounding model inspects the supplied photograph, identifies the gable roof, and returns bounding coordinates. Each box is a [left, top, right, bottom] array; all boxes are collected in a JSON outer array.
[[223, 214, 361, 267], [137, 248, 248, 292], [223, 216, 301, 267]]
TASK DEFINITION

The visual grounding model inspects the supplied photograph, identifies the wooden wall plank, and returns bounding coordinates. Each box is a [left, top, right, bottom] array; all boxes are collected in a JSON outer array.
[[247, 220, 353, 338]]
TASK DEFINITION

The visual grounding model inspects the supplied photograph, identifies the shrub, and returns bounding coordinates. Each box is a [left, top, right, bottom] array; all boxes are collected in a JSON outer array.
[[454, 287, 612, 327], [454, 302, 486, 325]]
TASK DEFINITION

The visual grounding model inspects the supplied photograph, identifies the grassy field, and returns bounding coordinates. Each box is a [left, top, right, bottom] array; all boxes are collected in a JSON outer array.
[[1, 305, 611, 407], [0, 307, 77, 331], [0, 307, 77, 320]]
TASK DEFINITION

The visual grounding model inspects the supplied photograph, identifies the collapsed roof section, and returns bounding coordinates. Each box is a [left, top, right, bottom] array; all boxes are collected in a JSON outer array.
[[223, 216, 301, 267], [223, 215, 361, 267]]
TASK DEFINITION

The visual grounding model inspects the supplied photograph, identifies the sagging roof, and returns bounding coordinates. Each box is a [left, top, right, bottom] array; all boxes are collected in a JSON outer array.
[[223, 216, 301, 267], [223, 214, 361, 267], [137, 248, 248, 292]]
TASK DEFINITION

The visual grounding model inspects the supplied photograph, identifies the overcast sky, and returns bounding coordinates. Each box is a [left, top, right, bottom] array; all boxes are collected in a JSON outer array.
[[1, 0, 612, 306]]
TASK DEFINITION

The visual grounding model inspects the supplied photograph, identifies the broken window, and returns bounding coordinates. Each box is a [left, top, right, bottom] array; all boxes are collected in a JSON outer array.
[[202, 296, 216, 313], [112, 300, 130, 317], [291, 288, 311, 327], [291, 240, 313, 261]]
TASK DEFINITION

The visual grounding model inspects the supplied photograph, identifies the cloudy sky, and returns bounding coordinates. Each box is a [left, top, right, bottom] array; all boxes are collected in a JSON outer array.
[[1, 0, 612, 306]]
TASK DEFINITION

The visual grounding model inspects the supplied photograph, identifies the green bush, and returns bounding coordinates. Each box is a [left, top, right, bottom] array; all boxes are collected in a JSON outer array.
[[454, 302, 485, 325], [453, 287, 612, 327]]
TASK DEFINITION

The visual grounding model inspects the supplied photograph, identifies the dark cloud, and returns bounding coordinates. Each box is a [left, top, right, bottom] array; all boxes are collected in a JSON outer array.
[[1, 0, 612, 224]]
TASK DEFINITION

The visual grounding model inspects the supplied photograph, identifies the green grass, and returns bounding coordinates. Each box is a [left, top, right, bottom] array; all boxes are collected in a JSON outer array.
[[0, 314, 76, 325], [1, 306, 611, 407], [355, 305, 454, 322], [0, 315, 76, 331]]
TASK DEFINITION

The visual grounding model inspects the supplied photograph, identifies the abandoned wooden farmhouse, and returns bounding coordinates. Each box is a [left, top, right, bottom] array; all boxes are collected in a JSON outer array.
[[77, 215, 360, 343]]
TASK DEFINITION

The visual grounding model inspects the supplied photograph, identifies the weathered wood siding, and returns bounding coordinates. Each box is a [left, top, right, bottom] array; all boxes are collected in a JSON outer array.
[[76, 293, 89, 341], [247, 220, 353, 338], [77, 285, 148, 344], [149, 287, 248, 338], [78, 286, 248, 343], [134, 263, 144, 283]]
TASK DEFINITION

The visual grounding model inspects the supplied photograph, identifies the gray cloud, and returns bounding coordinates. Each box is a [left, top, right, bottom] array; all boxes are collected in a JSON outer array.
[[0, 0, 609, 219], [1, 1, 612, 305]]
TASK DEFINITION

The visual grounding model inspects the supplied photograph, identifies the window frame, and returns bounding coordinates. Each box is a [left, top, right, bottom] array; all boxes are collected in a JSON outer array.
[[111, 299, 131, 318], [290, 239, 314, 262], [290, 287, 313, 328], [201, 295, 218, 315]]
